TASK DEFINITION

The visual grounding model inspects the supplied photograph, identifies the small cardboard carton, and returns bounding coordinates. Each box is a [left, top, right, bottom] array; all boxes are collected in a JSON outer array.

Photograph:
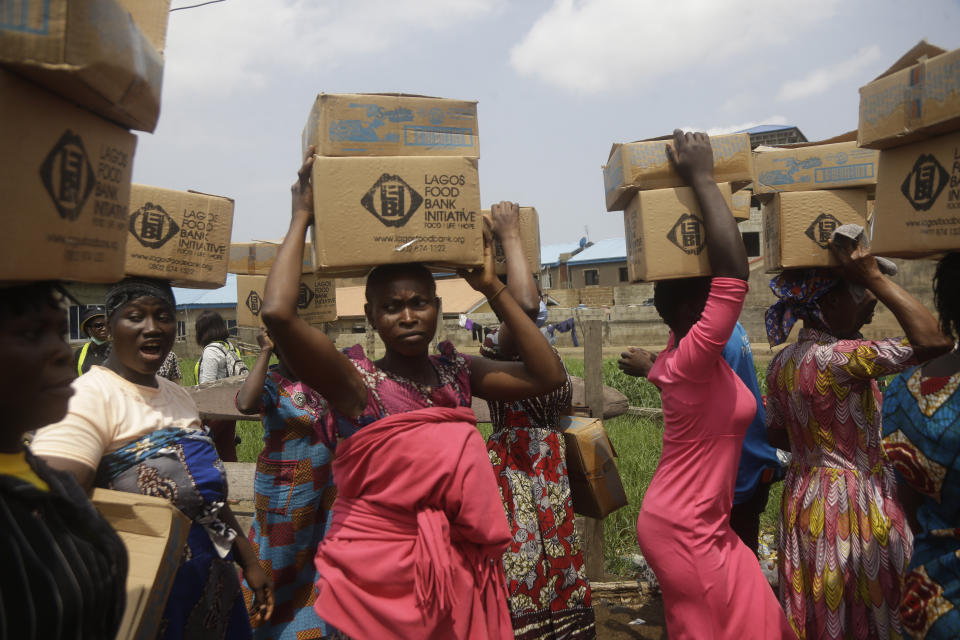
[[858, 42, 960, 149], [560, 416, 627, 519], [752, 135, 879, 194], [91, 488, 190, 640], [871, 130, 960, 257], [0, 69, 136, 283], [0, 0, 170, 132], [622, 182, 735, 282], [603, 133, 751, 211], [236, 273, 336, 328], [124, 186, 234, 288], [731, 189, 752, 222], [482, 206, 541, 275], [227, 240, 315, 275], [763, 189, 868, 271], [311, 155, 483, 276], [302, 93, 479, 158]]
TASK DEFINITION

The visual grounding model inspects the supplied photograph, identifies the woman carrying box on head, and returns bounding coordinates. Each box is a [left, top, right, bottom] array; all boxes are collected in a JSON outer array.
[[259, 149, 566, 640], [633, 130, 793, 639], [481, 201, 596, 639], [30, 277, 274, 640]]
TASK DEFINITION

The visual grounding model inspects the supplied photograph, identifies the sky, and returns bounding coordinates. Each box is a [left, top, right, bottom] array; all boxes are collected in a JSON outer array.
[[134, 0, 960, 249]]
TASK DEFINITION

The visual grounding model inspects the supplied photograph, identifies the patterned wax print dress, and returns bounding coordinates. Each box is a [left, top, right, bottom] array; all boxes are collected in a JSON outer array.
[[882, 366, 960, 639], [242, 369, 337, 639], [766, 329, 917, 640], [481, 332, 596, 640]]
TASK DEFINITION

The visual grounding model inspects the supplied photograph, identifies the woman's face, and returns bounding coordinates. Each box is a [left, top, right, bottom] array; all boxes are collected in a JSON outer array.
[[365, 275, 439, 357], [109, 296, 176, 377], [0, 303, 74, 444]]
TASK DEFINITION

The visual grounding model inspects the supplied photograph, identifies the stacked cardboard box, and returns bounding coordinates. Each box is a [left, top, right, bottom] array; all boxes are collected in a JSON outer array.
[[482, 206, 542, 275], [302, 94, 484, 276], [858, 42, 960, 257], [0, 0, 169, 283], [236, 274, 336, 329]]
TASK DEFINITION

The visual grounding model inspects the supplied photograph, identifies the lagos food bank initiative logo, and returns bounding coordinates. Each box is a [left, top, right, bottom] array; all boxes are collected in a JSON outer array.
[[297, 282, 315, 309], [805, 213, 842, 248], [901, 154, 948, 211], [667, 213, 705, 255], [245, 290, 263, 316], [361, 174, 423, 227], [129, 202, 180, 249], [40, 130, 96, 221]]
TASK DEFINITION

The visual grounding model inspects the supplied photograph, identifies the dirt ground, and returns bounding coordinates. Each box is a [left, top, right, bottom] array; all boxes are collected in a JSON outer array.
[[594, 594, 667, 639]]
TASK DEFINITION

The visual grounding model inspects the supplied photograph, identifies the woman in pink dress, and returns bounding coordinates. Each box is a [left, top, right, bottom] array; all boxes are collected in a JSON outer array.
[[634, 130, 794, 639]]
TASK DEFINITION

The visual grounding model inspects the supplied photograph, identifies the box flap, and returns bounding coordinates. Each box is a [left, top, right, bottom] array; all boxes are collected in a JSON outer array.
[[871, 40, 947, 82], [755, 130, 857, 150]]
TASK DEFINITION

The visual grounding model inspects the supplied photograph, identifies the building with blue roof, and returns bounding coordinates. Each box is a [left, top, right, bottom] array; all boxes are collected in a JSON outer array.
[[540, 237, 628, 288]]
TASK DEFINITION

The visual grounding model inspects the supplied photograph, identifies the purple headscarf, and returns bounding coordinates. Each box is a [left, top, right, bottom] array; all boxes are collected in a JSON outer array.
[[764, 269, 839, 347]]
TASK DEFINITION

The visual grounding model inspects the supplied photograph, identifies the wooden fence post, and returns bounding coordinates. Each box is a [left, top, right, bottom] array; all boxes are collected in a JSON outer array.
[[365, 318, 376, 359], [581, 319, 606, 581]]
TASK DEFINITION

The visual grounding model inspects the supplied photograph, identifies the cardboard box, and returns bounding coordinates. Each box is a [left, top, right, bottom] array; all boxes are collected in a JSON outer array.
[[228, 240, 315, 275], [622, 182, 734, 282], [0, 69, 136, 283], [858, 42, 960, 149], [91, 488, 190, 640], [603, 133, 751, 211], [311, 155, 483, 275], [871, 131, 960, 257], [752, 138, 879, 194], [763, 189, 868, 271], [0, 0, 169, 132], [124, 186, 234, 288], [731, 189, 752, 222], [561, 416, 627, 519], [302, 93, 479, 158], [236, 273, 336, 328], [483, 206, 541, 274]]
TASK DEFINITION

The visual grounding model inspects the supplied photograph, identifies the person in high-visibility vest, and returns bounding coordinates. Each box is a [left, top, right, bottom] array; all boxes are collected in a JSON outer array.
[[73, 305, 110, 376]]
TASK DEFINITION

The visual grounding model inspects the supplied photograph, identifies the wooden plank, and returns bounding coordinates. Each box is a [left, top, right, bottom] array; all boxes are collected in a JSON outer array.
[[580, 319, 605, 581], [626, 406, 664, 419], [223, 462, 256, 502], [365, 318, 376, 359], [184, 376, 260, 422]]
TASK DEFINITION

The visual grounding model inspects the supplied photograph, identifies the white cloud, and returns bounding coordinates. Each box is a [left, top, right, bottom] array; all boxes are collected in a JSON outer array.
[[509, 0, 840, 93], [678, 116, 790, 136], [163, 0, 504, 96], [776, 45, 882, 101]]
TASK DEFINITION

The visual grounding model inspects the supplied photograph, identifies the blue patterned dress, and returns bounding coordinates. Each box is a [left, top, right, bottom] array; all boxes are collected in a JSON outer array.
[[882, 367, 960, 639], [242, 369, 336, 639]]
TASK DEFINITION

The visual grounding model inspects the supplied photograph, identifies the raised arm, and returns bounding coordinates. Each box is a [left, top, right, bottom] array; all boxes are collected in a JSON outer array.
[[459, 220, 566, 401], [236, 327, 273, 415], [261, 150, 367, 418], [487, 201, 540, 356]]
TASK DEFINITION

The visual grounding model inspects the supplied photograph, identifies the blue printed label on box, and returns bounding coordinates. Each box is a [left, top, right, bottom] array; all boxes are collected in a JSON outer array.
[[0, 0, 50, 35]]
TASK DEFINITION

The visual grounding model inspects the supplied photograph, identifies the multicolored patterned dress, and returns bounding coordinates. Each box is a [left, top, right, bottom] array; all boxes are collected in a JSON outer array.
[[481, 333, 595, 640], [882, 366, 960, 639], [766, 329, 917, 640], [241, 369, 337, 639]]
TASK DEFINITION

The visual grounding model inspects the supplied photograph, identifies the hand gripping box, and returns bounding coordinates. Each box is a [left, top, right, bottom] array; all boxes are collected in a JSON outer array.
[[622, 182, 735, 282], [236, 273, 336, 328], [91, 488, 190, 640], [124, 185, 234, 288], [228, 239, 315, 275], [871, 130, 960, 257], [0, 0, 170, 132], [302, 93, 479, 158], [0, 69, 136, 282], [602, 133, 751, 211], [560, 416, 628, 519], [481, 206, 541, 275], [311, 155, 483, 276], [858, 42, 960, 149], [752, 134, 879, 194], [762, 189, 868, 271]]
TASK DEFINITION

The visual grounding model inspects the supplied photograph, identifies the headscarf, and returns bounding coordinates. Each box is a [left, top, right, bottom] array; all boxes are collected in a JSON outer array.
[[105, 277, 176, 319], [764, 269, 839, 347]]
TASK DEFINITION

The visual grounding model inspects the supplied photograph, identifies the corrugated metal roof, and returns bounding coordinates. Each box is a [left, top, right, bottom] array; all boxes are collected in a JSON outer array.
[[173, 274, 238, 308], [736, 124, 797, 134], [540, 243, 581, 266], [566, 237, 626, 265]]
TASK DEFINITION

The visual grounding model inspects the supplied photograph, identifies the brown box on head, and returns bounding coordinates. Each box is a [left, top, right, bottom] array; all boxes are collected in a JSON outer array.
[[482, 206, 541, 275], [763, 189, 868, 271], [0, 69, 136, 283], [124, 186, 235, 288], [561, 416, 628, 519], [227, 240, 315, 275], [310, 155, 483, 276], [752, 139, 878, 194], [602, 133, 751, 211], [871, 131, 960, 257], [236, 274, 335, 328], [622, 182, 735, 282], [0, 0, 170, 132], [302, 93, 479, 158]]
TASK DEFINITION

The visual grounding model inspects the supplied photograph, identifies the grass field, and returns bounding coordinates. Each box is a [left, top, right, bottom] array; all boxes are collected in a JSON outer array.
[[182, 354, 783, 575]]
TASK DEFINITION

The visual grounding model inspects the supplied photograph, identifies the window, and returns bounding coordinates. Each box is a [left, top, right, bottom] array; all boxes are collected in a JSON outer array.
[[541, 272, 552, 289], [584, 269, 599, 286], [176, 320, 187, 340], [227, 319, 238, 337], [618, 267, 628, 282], [742, 231, 761, 258], [67, 305, 81, 340]]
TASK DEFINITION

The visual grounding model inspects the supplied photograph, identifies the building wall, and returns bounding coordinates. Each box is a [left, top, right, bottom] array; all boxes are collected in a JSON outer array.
[[567, 261, 629, 288], [173, 306, 240, 360]]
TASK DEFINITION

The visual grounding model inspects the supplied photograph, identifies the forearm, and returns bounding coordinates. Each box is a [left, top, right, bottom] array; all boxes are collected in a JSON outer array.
[[501, 234, 539, 314], [262, 216, 310, 326], [868, 276, 953, 361], [236, 350, 270, 414], [486, 284, 565, 389], [220, 505, 257, 567], [691, 177, 748, 280]]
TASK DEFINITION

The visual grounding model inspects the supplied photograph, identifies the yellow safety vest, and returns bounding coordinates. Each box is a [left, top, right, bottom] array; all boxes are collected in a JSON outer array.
[[77, 341, 91, 376]]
